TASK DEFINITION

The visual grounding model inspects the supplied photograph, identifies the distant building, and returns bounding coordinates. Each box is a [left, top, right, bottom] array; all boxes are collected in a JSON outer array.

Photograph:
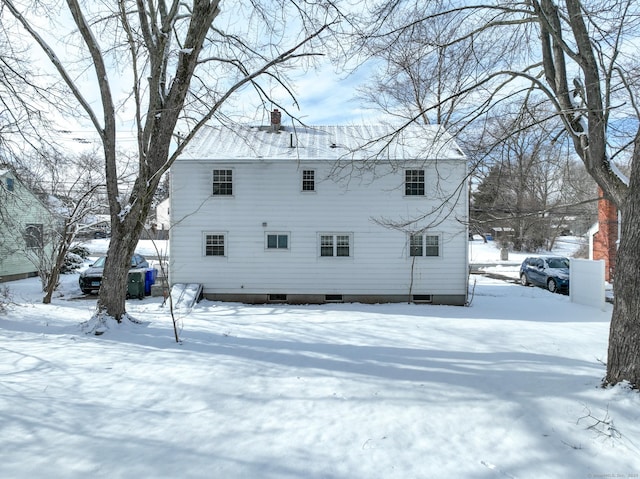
[[589, 188, 618, 282], [154, 198, 170, 239]]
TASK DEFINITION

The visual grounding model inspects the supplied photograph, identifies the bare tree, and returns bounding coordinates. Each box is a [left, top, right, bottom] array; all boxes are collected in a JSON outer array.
[[360, 0, 640, 387], [0, 5, 69, 156], [356, 5, 485, 128], [472, 105, 596, 251], [36, 150, 106, 304], [1, 149, 106, 303], [2, 0, 345, 330]]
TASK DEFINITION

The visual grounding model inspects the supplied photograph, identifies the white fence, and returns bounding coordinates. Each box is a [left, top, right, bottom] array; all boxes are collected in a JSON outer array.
[[570, 259, 606, 310]]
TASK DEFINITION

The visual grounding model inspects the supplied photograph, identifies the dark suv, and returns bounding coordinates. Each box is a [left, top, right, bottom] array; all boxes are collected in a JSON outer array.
[[519, 256, 570, 294], [79, 254, 149, 294]]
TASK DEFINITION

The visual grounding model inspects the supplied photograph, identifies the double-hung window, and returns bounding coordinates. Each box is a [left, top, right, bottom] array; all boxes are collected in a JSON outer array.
[[410, 233, 440, 257], [302, 170, 315, 192], [410, 234, 423, 256], [266, 233, 289, 250], [405, 170, 425, 196], [320, 233, 352, 257], [204, 233, 226, 256], [213, 169, 233, 196]]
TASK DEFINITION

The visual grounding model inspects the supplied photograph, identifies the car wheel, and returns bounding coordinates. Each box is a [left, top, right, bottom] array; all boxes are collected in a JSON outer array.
[[520, 273, 529, 286], [547, 278, 557, 293]]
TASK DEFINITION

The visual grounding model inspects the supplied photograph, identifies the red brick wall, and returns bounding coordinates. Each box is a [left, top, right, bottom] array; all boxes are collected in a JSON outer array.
[[593, 188, 618, 282]]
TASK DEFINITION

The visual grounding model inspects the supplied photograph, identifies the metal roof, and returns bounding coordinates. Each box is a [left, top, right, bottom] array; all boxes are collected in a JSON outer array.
[[178, 124, 466, 161]]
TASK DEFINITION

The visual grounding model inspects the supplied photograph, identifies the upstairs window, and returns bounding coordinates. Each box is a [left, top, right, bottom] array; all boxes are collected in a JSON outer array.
[[302, 170, 315, 192], [410, 233, 440, 257], [213, 169, 233, 196], [204, 233, 226, 256], [320, 234, 351, 257], [6, 178, 14, 191], [405, 170, 425, 196]]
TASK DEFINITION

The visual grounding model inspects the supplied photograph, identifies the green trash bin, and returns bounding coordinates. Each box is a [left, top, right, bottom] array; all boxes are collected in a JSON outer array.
[[127, 269, 145, 300]]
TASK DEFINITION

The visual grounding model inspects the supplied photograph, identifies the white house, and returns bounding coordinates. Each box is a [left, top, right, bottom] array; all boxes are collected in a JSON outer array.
[[0, 169, 56, 282], [169, 117, 469, 305], [155, 198, 170, 232]]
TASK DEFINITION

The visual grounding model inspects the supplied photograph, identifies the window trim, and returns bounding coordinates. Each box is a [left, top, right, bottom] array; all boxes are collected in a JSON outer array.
[[409, 233, 441, 258], [212, 169, 233, 196], [405, 169, 425, 196], [424, 234, 440, 257], [318, 233, 353, 258], [410, 234, 423, 257], [302, 169, 315, 192], [265, 232, 290, 251], [25, 223, 43, 249], [203, 232, 227, 257]]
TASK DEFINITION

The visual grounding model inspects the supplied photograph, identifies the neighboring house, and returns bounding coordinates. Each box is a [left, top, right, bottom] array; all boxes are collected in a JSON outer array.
[[0, 169, 56, 282], [589, 187, 618, 282], [153, 198, 170, 239], [170, 115, 469, 305]]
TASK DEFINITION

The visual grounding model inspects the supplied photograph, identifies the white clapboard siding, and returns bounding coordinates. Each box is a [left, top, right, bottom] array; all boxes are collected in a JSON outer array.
[[170, 124, 468, 304]]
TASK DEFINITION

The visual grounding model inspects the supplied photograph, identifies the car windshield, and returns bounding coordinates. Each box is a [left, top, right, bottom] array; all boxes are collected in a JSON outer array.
[[547, 258, 569, 269], [92, 257, 106, 268]]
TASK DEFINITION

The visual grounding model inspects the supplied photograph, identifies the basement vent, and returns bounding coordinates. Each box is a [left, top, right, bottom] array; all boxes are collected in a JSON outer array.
[[268, 294, 287, 302], [325, 294, 343, 302], [412, 294, 433, 303]]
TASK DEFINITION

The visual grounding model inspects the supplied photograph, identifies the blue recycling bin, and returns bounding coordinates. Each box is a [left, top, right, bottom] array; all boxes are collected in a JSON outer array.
[[144, 268, 158, 296]]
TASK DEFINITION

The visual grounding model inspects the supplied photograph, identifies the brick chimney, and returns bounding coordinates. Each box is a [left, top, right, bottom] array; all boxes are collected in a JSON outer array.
[[270, 108, 282, 132], [592, 187, 618, 282]]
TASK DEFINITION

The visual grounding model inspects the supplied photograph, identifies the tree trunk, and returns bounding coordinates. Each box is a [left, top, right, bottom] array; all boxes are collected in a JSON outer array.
[[42, 254, 62, 304], [95, 237, 135, 322], [606, 136, 640, 387], [43, 222, 73, 304], [94, 197, 150, 323]]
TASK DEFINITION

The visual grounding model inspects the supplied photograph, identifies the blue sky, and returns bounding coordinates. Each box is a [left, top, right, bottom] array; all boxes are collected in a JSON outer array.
[[270, 60, 377, 126], [55, 56, 377, 153]]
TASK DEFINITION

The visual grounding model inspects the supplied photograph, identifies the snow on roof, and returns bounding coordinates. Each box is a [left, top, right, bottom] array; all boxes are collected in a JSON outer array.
[[0, 169, 9, 177], [179, 124, 466, 161]]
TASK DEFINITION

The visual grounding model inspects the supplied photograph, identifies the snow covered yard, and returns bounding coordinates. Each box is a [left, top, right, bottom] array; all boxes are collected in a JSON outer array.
[[1, 269, 639, 479], [0, 237, 634, 477]]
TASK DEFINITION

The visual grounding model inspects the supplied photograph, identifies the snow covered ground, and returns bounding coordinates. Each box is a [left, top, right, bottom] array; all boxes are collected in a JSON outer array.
[[1, 238, 638, 479]]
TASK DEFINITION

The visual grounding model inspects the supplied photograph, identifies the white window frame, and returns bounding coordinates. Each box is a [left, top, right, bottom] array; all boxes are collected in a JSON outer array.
[[409, 233, 441, 257], [405, 169, 425, 196], [302, 169, 315, 192], [409, 233, 423, 257], [212, 169, 234, 196], [203, 232, 227, 257], [318, 233, 353, 258], [265, 232, 290, 251]]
